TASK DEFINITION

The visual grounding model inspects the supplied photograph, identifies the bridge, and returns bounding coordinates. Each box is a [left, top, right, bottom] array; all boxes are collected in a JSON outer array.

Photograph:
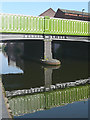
[[0, 13, 89, 37], [0, 13, 89, 65]]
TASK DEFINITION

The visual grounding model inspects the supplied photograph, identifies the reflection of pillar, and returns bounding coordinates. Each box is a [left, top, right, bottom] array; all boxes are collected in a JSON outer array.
[[44, 68, 52, 88], [44, 65, 60, 88], [44, 39, 52, 60]]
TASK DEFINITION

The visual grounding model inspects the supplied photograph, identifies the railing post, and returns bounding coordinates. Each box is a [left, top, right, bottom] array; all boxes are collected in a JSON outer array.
[[44, 16, 50, 34]]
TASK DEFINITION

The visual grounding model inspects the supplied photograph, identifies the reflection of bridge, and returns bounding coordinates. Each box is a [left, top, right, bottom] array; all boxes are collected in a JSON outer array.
[[8, 84, 89, 116], [6, 78, 90, 97], [0, 13, 89, 64]]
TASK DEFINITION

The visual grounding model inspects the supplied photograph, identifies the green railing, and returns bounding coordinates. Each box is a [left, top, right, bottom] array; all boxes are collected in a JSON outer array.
[[8, 84, 90, 116], [0, 13, 89, 36]]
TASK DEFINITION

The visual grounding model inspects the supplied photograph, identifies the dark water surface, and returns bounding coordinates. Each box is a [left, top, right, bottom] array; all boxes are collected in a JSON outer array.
[[1, 40, 89, 118]]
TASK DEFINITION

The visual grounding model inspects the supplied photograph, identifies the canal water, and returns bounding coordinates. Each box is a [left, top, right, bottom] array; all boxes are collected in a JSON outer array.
[[0, 40, 89, 118]]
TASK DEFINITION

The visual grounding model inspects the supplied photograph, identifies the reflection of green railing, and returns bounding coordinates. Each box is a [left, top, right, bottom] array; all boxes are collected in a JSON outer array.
[[8, 84, 90, 116]]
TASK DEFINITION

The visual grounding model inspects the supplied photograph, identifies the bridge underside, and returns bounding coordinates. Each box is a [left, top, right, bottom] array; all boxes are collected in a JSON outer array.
[[1, 33, 89, 65], [0, 33, 89, 42]]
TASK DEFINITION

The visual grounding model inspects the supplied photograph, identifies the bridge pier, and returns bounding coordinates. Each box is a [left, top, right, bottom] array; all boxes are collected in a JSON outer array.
[[44, 39, 52, 60], [41, 37, 61, 65]]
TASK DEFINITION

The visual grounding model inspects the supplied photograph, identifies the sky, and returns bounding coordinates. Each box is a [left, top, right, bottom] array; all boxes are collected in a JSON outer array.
[[1, 2, 89, 16]]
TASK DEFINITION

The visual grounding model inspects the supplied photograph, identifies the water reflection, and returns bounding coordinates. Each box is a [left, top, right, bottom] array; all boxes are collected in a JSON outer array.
[[0, 51, 23, 74], [1, 41, 90, 118], [44, 65, 60, 88], [2, 41, 89, 91], [8, 84, 89, 117]]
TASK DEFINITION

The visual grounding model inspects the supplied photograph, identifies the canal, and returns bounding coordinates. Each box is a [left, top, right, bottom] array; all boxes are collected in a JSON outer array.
[[0, 40, 89, 118]]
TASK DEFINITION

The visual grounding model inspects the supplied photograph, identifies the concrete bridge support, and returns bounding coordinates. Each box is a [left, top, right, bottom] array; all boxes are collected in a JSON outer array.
[[44, 39, 52, 60], [42, 38, 61, 65]]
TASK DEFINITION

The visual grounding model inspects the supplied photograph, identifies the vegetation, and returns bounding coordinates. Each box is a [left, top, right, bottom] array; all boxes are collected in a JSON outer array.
[[2, 44, 7, 52]]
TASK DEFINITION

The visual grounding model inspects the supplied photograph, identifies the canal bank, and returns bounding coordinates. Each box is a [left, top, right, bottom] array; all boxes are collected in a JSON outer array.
[[0, 77, 13, 119]]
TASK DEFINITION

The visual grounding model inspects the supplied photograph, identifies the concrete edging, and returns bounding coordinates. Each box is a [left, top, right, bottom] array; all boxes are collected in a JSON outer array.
[[0, 77, 13, 119]]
